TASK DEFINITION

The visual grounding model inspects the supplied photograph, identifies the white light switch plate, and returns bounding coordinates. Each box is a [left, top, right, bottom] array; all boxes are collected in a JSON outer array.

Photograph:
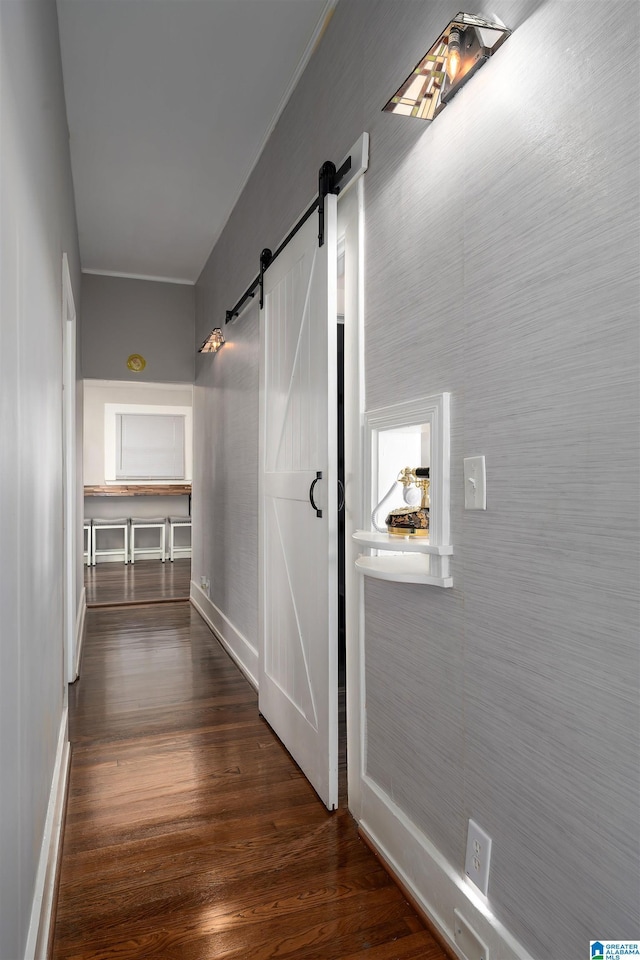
[[464, 456, 486, 510]]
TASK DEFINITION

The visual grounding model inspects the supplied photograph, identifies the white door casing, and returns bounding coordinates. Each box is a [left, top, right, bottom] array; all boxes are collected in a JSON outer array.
[[259, 193, 338, 810], [62, 253, 78, 684]]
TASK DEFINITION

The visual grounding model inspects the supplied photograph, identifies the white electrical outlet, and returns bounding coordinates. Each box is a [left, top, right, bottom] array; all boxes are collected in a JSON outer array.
[[465, 819, 492, 896], [454, 909, 489, 960], [199, 575, 210, 597]]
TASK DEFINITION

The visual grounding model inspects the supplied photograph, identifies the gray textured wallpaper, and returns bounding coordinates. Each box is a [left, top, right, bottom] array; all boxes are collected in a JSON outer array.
[[193, 2, 640, 956], [193, 299, 259, 650]]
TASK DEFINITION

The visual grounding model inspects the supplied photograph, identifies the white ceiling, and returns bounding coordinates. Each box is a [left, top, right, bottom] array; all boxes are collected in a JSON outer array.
[[57, 0, 334, 284]]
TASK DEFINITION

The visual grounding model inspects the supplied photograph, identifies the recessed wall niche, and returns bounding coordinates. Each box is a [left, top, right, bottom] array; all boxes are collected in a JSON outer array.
[[353, 393, 452, 587]]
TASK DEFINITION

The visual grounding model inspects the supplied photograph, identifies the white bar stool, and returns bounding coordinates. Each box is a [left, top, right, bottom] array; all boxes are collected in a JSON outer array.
[[130, 517, 166, 563], [83, 520, 92, 566], [169, 517, 192, 561], [92, 518, 129, 565]]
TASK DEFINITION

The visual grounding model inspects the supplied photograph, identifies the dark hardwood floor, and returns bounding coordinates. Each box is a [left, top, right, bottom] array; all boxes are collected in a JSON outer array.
[[52, 601, 446, 959], [85, 558, 191, 606]]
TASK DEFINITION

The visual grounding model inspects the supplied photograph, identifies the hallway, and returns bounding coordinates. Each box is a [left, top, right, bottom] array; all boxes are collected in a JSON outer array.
[[85, 558, 192, 607], [52, 601, 446, 959]]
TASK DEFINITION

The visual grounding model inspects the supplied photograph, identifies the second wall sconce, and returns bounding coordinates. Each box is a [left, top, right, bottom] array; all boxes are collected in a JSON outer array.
[[383, 12, 510, 123], [199, 327, 225, 354]]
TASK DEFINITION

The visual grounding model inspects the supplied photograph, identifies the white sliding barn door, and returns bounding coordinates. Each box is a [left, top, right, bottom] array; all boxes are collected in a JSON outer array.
[[259, 195, 338, 810]]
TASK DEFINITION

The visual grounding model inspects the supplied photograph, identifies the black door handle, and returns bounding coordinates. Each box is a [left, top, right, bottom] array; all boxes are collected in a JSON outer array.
[[309, 471, 322, 518], [337, 480, 345, 512]]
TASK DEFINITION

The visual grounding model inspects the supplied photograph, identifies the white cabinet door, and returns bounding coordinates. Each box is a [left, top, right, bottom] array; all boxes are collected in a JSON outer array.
[[259, 194, 338, 810]]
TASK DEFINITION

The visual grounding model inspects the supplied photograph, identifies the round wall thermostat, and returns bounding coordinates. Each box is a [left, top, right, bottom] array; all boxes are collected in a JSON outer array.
[[126, 354, 146, 372]]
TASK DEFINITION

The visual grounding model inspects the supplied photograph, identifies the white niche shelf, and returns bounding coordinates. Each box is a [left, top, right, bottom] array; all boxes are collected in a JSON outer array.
[[355, 393, 453, 587], [353, 531, 453, 555], [353, 534, 453, 587]]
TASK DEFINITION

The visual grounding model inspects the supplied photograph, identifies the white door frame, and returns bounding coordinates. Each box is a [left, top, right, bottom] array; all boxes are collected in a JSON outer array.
[[62, 253, 78, 684], [339, 177, 365, 821]]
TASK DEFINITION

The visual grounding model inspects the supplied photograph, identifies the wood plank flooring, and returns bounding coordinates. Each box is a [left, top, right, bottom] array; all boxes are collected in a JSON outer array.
[[85, 559, 191, 606], [53, 602, 446, 960]]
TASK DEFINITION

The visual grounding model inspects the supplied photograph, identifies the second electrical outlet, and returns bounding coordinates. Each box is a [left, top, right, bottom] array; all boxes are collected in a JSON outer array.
[[465, 819, 492, 896]]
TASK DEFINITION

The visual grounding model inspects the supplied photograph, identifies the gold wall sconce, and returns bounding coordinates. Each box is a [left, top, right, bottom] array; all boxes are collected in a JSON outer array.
[[383, 12, 510, 123], [199, 327, 225, 354]]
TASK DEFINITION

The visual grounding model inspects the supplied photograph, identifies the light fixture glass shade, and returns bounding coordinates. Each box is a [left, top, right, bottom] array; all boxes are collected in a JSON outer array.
[[199, 328, 225, 354], [383, 12, 510, 122]]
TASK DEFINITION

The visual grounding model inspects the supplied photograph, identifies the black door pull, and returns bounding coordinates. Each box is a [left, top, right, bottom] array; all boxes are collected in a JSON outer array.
[[309, 472, 322, 518]]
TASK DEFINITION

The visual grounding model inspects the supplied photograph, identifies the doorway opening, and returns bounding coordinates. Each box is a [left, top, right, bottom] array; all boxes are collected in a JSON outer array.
[[83, 379, 193, 607]]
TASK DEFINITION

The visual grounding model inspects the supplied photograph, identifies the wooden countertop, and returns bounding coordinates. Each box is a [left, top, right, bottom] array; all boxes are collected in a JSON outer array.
[[84, 484, 191, 497]]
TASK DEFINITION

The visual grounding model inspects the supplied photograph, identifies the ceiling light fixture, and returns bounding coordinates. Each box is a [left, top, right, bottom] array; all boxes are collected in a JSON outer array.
[[199, 327, 225, 354], [383, 12, 510, 123]]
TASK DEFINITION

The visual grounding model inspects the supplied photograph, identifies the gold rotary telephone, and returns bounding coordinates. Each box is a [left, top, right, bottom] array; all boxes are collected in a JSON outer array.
[[385, 466, 430, 537]]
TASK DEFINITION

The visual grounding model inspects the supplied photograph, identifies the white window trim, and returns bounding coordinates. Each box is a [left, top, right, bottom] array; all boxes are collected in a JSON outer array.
[[104, 403, 193, 483]]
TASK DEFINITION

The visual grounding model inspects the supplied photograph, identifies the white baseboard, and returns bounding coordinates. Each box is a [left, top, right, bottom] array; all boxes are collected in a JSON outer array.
[[359, 774, 535, 960], [74, 587, 87, 679], [190, 582, 258, 690], [24, 709, 70, 960]]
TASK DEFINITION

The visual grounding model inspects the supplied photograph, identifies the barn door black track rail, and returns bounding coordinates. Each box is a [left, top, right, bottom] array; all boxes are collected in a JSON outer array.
[[220, 154, 352, 326]]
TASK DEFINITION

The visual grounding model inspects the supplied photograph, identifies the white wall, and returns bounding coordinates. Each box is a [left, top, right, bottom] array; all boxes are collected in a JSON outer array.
[[0, 0, 81, 956], [83, 379, 193, 485], [192, 3, 640, 958]]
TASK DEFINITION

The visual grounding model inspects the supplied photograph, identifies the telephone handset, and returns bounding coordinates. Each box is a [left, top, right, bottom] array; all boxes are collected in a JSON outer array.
[[371, 466, 430, 538]]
